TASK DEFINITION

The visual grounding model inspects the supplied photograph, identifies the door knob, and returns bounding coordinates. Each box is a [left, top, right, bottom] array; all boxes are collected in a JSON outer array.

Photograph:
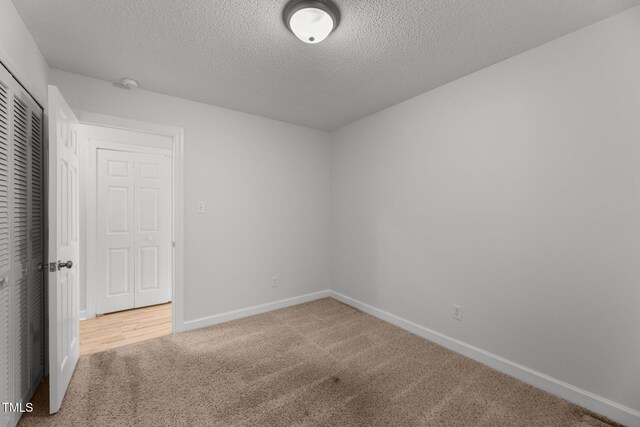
[[57, 260, 73, 270]]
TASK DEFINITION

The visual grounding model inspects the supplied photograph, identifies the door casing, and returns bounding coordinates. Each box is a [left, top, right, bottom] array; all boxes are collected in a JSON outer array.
[[76, 112, 185, 333]]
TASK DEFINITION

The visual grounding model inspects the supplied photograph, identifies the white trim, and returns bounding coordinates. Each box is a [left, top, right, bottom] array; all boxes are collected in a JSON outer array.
[[75, 111, 181, 139], [328, 291, 640, 427], [182, 290, 332, 332], [74, 111, 185, 334], [0, 55, 46, 109], [79, 310, 86, 321], [145, 287, 639, 425], [92, 141, 172, 155]]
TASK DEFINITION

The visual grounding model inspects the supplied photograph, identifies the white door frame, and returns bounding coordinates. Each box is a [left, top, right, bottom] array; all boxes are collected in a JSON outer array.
[[76, 111, 185, 333]]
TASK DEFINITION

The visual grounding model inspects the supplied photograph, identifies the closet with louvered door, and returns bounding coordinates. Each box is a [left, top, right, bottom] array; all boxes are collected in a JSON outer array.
[[0, 62, 44, 427], [29, 100, 44, 388], [0, 68, 11, 427]]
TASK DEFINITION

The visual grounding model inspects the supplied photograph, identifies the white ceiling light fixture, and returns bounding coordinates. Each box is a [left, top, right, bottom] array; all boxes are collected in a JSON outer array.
[[284, 0, 340, 44]]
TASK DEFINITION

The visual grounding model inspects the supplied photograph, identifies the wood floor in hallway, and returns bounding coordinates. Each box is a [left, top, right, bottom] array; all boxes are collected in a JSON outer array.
[[79, 303, 172, 355]]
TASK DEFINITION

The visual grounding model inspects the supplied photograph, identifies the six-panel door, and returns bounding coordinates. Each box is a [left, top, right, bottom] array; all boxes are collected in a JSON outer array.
[[96, 149, 171, 314], [48, 85, 80, 414]]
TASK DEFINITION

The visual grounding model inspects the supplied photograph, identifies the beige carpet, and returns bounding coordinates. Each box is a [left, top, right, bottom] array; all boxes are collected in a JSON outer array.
[[20, 298, 616, 426]]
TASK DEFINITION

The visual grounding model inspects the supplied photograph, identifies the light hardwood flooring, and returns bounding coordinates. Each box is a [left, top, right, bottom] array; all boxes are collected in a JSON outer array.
[[79, 303, 172, 356]]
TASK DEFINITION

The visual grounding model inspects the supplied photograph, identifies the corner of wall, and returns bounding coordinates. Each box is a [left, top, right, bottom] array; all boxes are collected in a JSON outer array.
[[0, 0, 50, 106]]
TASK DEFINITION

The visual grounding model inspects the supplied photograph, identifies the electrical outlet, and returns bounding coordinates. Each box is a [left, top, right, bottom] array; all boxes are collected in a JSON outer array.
[[453, 305, 463, 321], [272, 276, 278, 287], [197, 201, 206, 214]]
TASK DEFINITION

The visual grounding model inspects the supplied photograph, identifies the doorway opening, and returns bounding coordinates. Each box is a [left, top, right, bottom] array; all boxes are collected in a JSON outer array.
[[76, 114, 184, 355]]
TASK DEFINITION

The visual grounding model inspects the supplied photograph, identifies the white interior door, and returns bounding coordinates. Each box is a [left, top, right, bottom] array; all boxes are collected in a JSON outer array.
[[96, 148, 171, 314], [95, 150, 134, 314], [133, 151, 171, 308], [47, 86, 80, 414]]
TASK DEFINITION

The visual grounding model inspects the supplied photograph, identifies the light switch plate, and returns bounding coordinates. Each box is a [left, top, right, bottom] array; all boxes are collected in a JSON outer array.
[[453, 304, 463, 321]]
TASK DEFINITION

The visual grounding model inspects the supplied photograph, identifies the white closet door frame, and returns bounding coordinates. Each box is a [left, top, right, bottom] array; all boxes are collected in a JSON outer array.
[[77, 112, 185, 332]]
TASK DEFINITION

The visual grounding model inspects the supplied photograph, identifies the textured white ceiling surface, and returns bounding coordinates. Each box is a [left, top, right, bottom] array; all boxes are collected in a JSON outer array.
[[12, 0, 640, 130]]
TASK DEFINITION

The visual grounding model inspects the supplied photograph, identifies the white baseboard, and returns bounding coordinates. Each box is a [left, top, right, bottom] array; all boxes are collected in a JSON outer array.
[[177, 289, 638, 426], [329, 290, 640, 427], [79, 310, 87, 321], [181, 290, 332, 332]]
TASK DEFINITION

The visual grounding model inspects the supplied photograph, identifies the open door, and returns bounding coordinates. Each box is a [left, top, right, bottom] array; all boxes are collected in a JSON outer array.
[[47, 86, 80, 413]]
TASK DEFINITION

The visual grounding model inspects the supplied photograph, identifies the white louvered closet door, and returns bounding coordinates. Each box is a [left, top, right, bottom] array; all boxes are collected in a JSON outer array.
[[0, 63, 45, 427], [12, 83, 31, 410], [0, 66, 11, 427], [29, 102, 44, 386]]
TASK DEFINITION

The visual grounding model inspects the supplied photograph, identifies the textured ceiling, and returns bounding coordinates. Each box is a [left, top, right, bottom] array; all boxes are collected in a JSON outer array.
[[13, 0, 640, 130]]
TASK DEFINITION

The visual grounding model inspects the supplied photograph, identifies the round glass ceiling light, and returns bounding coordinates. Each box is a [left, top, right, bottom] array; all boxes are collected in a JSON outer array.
[[284, 0, 340, 44]]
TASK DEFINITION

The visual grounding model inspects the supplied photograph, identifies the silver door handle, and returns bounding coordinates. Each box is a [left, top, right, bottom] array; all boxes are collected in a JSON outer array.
[[58, 260, 73, 270]]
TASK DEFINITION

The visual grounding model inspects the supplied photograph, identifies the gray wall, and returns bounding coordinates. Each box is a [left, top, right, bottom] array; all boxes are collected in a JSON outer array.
[[331, 6, 640, 412], [50, 69, 331, 323], [4, 0, 640, 418], [0, 0, 49, 105]]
